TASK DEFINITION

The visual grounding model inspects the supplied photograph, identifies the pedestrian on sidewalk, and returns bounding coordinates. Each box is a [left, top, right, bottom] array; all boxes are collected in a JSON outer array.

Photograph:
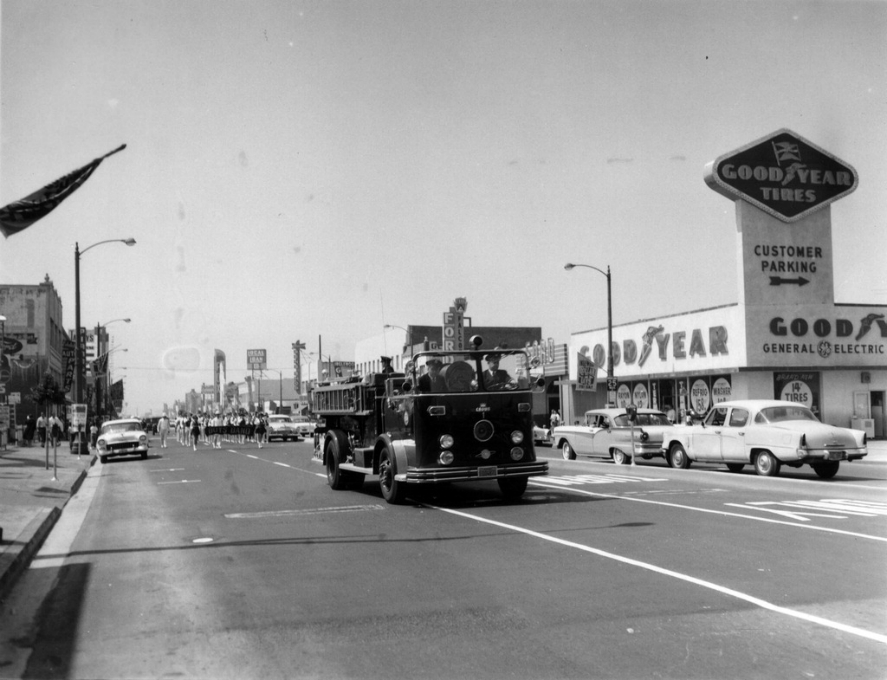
[[23, 415, 35, 447], [90, 418, 99, 450], [36, 414, 46, 446]]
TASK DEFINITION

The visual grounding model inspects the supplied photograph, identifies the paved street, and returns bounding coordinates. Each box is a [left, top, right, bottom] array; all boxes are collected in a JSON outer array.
[[1, 436, 885, 679]]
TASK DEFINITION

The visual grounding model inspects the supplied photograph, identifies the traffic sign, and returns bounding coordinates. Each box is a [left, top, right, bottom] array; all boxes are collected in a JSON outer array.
[[607, 378, 618, 391]]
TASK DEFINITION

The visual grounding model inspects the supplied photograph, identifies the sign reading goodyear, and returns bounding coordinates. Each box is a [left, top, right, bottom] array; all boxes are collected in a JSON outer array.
[[704, 128, 858, 223]]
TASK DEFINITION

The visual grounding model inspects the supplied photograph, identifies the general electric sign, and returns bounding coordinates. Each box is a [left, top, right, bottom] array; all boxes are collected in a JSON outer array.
[[704, 129, 858, 222]]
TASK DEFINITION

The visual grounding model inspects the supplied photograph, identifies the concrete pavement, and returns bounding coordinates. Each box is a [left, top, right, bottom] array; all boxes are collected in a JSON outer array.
[[0, 441, 95, 600], [1, 436, 885, 602]]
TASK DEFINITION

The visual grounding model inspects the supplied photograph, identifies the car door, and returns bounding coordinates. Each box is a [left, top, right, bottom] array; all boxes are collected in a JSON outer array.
[[719, 407, 750, 461], [588, 414, 615, 458], [692, 407, 727, 460]]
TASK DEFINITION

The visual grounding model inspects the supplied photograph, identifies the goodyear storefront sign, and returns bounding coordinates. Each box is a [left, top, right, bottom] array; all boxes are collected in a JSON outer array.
[[704, 128, 858, 223]]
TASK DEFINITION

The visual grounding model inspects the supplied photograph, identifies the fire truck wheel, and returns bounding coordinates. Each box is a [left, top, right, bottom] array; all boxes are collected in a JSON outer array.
[[326, 437, 350, 490], [378, 447, 406, 504], [497, 476, 528, 500]]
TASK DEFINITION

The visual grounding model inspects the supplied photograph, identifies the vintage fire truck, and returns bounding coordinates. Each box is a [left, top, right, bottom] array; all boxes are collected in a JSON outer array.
[[311, 336, 548, 503]]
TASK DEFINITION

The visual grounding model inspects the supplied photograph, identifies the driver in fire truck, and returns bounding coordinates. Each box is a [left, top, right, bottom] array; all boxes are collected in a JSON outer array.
[[482, 352, 517, 391]]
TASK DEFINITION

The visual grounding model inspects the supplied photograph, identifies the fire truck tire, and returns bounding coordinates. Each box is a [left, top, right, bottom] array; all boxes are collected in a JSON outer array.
[[498, 476, 528, 500], [378, 447, 406, 504], [326, 436, 352, 490]]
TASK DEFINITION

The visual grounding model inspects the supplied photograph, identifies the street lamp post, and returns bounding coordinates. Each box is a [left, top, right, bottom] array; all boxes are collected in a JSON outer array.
[[565, 262, 613, 406], [74, 238, 136, 453]]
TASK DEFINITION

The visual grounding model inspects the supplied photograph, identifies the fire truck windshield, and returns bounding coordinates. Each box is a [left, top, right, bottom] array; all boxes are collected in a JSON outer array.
[[410, 351, 532, 394]]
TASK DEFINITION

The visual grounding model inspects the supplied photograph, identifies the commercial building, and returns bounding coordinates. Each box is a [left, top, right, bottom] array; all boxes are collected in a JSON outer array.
[[0, 276, 67, 421], [564, 130, 886, 436]]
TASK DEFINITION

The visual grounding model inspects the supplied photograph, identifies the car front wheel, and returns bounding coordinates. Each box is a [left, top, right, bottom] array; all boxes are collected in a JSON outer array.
[[754, 450, 781, 477], [561, 441, 576, 460]]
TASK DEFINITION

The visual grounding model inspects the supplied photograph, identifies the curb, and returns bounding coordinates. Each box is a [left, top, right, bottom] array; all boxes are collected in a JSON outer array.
[[0, 454, 97, 602], [0, 506, 61, 601]]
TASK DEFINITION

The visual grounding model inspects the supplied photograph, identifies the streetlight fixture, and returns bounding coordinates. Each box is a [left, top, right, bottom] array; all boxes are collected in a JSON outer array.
[[74, 238, 136, 453], [384, 324, 413, 367], [564, 262, 613, 405]]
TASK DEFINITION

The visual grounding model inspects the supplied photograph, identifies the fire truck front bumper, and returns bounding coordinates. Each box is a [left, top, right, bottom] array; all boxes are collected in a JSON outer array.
[[398, 462, 548, 484]]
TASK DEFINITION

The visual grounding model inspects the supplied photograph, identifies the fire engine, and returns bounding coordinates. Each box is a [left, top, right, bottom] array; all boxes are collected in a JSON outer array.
[[311, 336, 548, 503]]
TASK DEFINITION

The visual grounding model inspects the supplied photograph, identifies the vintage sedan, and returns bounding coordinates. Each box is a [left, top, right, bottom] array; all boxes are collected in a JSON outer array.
[[291, 415, 316, 438], [533, 424, 552, 447], [266, 415, 302, 442], [663, 399, 868, 478], [552, 408, 673, 465], [96, 418, 149, 463]]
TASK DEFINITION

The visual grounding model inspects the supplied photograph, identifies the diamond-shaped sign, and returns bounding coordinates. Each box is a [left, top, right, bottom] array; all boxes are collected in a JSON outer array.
[[704, 129, 858, 223]]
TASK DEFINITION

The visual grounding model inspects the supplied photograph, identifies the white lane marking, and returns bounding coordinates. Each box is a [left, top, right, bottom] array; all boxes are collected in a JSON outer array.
[[149, 468, 185, 472], [273, 462, 291, 468], [225, 504, 384, 519], [529, 480, 887, 542], [430, 504, 887, 646], [157, 480, 201, 485]]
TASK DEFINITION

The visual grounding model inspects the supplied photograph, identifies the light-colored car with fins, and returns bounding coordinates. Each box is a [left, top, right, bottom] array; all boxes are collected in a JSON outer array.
[[96, 418, 149, 463], [552, 408, 674, 465], [662, 399, 867, 478]]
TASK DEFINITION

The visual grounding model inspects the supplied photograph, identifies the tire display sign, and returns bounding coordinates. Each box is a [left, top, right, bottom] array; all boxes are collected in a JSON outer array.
[[704, 128, 858, 223], [774, 371, 821, 418]]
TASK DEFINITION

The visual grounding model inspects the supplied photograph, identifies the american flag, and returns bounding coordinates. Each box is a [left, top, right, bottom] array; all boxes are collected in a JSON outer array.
[[0, 144, 126, 238]]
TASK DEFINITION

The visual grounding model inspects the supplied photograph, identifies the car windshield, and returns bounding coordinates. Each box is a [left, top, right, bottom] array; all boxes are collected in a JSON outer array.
[[409, 350, 533, 394], [758, 406, 819, 423], [101, 422, 142, 434]]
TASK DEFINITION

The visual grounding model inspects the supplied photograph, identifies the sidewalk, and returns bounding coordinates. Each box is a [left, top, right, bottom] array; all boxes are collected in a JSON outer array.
[[0, 441, 95, 600]]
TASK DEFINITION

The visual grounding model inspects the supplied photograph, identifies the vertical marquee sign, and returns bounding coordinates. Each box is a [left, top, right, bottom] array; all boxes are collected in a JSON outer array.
[[442, 297, 467, 352]]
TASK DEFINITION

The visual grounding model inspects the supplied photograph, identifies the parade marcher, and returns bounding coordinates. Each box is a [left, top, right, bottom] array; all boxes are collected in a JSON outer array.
[[255, 413, 267, 448], [211, 412, 223, 449], [158, 413, 171, 448], [190, 415, 201, 451]]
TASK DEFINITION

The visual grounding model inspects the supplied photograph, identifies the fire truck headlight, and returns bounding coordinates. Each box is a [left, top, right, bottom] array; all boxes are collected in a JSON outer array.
[[511, 430, 524, 444], [510, 447, 524, 461], [439, 451, 455, 465], [440, 434, 454, 449], [480, 449, 493, 460]]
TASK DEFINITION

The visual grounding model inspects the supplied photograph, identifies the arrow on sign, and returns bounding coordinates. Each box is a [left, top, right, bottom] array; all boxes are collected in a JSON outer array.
[[769, 276, 810, 286]]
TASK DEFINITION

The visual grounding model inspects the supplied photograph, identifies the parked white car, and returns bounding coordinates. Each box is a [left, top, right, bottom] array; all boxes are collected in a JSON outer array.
[[662, 399, 867, 478], [552, 408, 674, 465]]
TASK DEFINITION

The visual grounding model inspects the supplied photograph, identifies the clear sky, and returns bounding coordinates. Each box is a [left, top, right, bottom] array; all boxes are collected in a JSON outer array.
[[2, 0, 885, 416]]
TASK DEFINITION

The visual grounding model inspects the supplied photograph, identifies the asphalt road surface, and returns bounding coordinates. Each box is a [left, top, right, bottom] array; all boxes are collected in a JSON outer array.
[[2, 436, 885, 679]]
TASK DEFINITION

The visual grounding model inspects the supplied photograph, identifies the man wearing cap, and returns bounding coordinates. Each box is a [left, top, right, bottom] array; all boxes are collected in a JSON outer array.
[[483, 353, 515, 391], [418, 358, 447, 393], [380, 356, 395, 374]]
